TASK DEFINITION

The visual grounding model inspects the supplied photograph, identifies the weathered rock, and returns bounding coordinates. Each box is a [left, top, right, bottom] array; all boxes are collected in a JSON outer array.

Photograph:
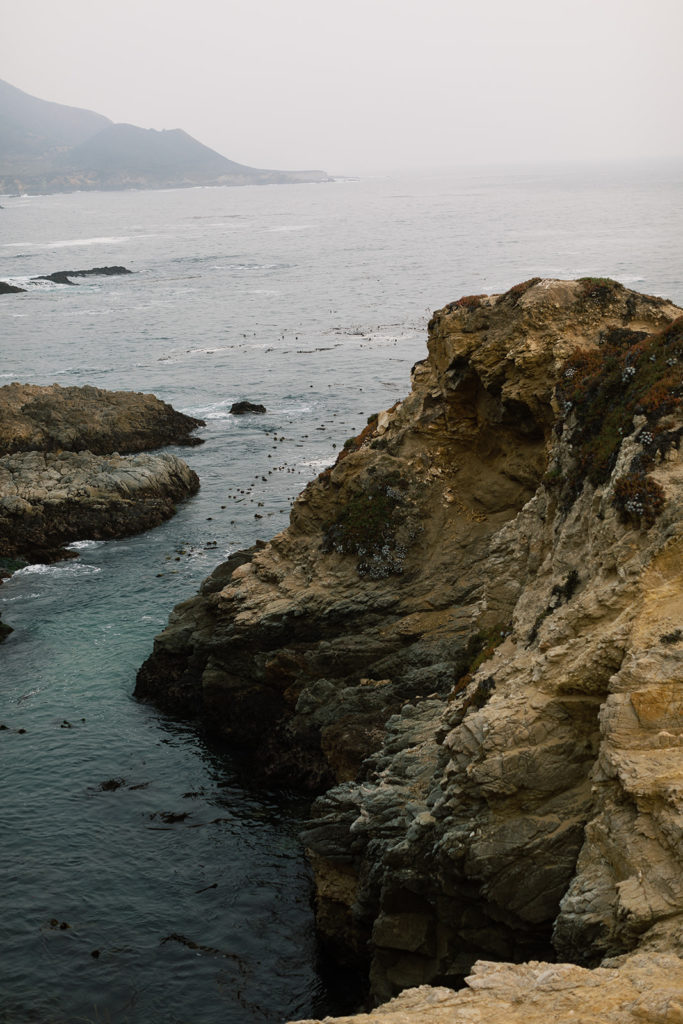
[[288, 953, 683, 1024], [0, 449, 199, 562], [136, 279, 683, 1002], [229, 400, 267, 415], [32, 266, 133, 285], [0, 382, 205, 455], [0, 281, 25, 294]]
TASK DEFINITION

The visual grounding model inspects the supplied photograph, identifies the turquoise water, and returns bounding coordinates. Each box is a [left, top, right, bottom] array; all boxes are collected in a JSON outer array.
[[1, 162, 682, 1022]]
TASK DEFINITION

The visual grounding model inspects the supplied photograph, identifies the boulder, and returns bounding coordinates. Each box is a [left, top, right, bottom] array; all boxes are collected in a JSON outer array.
[[229, 400, 267, 415]]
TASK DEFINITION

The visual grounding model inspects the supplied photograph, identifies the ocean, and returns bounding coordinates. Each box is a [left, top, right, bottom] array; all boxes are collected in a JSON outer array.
[[1, 161, 682, 1024]]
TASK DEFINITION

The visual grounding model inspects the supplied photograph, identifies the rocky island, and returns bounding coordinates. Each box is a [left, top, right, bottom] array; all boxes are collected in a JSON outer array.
[[135, 279, 683, 1022], [0, 383, 204, 566]]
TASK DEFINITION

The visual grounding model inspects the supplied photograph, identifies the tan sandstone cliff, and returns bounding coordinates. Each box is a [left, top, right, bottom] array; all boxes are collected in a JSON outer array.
[[135, 279, 683, 1017]]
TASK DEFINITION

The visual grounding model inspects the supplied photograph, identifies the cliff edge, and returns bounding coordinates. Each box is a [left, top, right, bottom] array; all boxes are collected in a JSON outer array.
[[135, 279, 683, 1012]]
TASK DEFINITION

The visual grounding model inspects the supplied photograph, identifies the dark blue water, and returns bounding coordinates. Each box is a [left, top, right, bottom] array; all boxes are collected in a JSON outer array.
[[1, 162, 682, 1023]]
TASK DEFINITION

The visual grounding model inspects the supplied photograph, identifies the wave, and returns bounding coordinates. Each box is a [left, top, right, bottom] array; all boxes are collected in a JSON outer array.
[[2, 236, 130, 251], [268, 225, 311, 232], [64, 540, 105, 551], [14, 562, 102, 578]]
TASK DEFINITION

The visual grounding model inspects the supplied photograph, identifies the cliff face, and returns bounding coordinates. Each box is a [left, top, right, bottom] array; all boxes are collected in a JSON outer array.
[[136, 279, 683, 1005]]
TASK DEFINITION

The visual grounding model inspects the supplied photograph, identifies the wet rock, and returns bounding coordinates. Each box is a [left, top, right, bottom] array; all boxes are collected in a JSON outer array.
[[0, 449, 199, 563], [229, 400, 267, 415], [0, 281, 25, 294]]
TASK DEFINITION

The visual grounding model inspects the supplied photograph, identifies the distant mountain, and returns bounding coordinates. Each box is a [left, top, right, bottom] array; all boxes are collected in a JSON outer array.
[[0, 79, 329, 194]]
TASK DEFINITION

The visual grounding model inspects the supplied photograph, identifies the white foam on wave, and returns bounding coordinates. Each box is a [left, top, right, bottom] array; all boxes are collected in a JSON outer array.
[[15, 562, 102, 578], [270, 403, 313, 415], [2, 236, 130, 251], [188, 399, 236, 420], [65, 539, 105, 551], [268, 225, 310, 232]]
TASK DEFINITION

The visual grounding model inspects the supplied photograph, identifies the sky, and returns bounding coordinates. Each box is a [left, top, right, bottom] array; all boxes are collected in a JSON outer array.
[[2, 0, 682, 175]]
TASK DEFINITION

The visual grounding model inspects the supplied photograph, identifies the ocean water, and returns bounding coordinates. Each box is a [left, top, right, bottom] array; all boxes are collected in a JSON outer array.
[[1, 162, 682, 1024]]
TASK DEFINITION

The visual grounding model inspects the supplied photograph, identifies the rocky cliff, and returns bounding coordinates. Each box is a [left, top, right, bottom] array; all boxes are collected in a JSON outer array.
[[135, 279, 683, 1013]]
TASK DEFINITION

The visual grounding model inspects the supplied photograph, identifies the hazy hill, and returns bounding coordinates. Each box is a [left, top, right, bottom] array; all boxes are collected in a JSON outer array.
[[0, 78, 329, 193]]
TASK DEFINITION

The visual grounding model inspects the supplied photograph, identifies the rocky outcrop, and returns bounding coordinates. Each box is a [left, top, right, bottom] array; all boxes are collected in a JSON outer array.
[[0, 383, 203, 565], [31, 266, 133, 285], [0, 281, 25, 294], [135, 279, 683, 1009], [0, 382, 204, 455], [230, 401, 267, 415], [0, 449, 199, 562], [289, 953, 683, 1024]]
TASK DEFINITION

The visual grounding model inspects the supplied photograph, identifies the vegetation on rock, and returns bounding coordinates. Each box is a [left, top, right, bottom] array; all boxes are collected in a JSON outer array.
[[322, 473, 416, 578], [554, 315, 683, 525]]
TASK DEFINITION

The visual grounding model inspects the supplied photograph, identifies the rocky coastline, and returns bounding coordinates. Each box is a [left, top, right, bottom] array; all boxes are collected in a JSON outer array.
[[135, 279, 683, 1021], [0, 383, 203, 570]]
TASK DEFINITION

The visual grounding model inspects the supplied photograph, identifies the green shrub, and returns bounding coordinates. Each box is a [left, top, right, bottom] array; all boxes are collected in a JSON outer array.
[[555, 316, 683, 525]]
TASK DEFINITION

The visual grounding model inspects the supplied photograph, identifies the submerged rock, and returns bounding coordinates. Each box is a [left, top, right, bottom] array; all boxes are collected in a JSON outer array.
[[0, 382, 205, 455], [136, 279, 683, 1007]]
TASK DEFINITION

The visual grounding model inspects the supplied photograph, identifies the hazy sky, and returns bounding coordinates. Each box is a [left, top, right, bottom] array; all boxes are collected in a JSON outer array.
[[2, 0, 682, 175]]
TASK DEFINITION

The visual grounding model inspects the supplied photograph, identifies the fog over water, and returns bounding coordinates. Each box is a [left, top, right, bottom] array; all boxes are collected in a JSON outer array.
[[2, 0, 682, 175]]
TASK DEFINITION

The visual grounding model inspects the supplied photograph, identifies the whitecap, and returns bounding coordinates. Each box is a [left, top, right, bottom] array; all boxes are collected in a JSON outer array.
[[65, 539, 105, 551], [14, 562, 102, 578], [268, 226, 310, 232], [2, 235, 130, 251]]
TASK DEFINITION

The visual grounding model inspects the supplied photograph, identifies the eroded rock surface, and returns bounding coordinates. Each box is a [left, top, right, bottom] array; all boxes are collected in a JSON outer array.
[[0, 383, 203, 563], [0, 450, 199, 562], [0, 382, 204, 455], [289, 954, 683, 1024], [135, 279, 683, 1007]]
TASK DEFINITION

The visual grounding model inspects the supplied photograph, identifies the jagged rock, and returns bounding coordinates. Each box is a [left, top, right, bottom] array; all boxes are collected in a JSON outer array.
[[32, 266, 133, 285], [0, 449, 199, 562], [0, 382, 205, 455], [229, 401, 267, 415], [136, 279, 683, 1001], [288, 953, 683, 1023]]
